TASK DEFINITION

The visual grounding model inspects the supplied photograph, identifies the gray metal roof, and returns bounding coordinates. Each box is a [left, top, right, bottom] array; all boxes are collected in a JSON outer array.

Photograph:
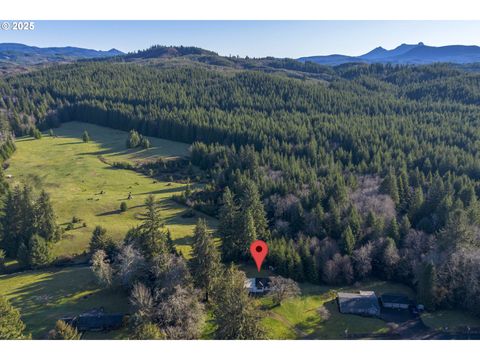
[[337, 291, 381, 316]]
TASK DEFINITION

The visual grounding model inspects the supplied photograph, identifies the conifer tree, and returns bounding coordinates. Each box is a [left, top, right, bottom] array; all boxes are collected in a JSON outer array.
[[219, 187, 238, 261], [399, 215, 411, 239], [89, 225, 112, 254], [190, 219, 221, 301], [381, 169, 400, 205], [328, 199, 342, 239], [20, 186, 36, 245], [347, 205, 362, 238], [387, 218, 401, 244], [212, 265, 265, 340], [82, 130, 90, 143], [408, 187, 424, 223], [417, 262, 437, 311], [237, 208, 257, 258], [138, 195, 168, 258], [342, 225, 356, 255], [0, 296, 28, 339], [240, 180, 269, 241], [438, 209, 474, 251], [35, 190, 58, 241], [127, 129, 141, 148], [140, 136, 151, 149], [28, 234, 53, 268], [1, 187, 23, 257]]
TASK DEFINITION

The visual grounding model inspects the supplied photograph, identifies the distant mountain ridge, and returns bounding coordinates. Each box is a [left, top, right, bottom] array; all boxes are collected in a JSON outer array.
[[0, 43, 123, 65], [123, 45, 217, 60], [4, 41, 480, 73], [298, 42, 480, 65]]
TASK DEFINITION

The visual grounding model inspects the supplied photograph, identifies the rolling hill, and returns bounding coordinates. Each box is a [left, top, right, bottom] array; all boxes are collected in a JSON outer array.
[[0, 43, 123, 65]]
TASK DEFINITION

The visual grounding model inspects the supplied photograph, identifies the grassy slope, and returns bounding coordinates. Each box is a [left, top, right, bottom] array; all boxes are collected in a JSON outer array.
[[5, 121, 217, 258], [0, 266, 129, 339]]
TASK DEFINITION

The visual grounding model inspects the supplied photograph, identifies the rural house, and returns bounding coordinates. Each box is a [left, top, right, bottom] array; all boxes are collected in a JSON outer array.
[[337, 291, 381, 317], [61, 308, 124, 332], [245, 277, 271, 294]]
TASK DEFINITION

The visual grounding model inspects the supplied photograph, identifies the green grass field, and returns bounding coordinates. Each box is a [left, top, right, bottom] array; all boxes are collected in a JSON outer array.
[[421, 310, 480, 331], [0, 266, 130, 339], [261, 280, 414, 339], [5, 121, 217, 258]]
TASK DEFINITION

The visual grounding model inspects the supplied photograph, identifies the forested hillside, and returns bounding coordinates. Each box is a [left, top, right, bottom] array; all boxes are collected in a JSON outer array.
[[1, 57, 480, 316]]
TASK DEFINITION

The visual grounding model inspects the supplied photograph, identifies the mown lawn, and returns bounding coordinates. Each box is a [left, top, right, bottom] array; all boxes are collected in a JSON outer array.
[[0, 266, 130, 339], [5, 121, 217, 258], [261, 280, 412, 339], [421, 310, 480, 331]]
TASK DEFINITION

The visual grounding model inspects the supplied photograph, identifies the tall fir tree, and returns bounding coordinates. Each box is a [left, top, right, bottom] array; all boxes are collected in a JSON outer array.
[[381, 169, 400, 205], [239, 180, 269, 241], [138, 195, 168, 258], [219, 187, 238, 261], [1, 186, 23, 257], [347, 205, 362, 238], [190, 219, 221, 301], [35, 190, 58, 241], [417, 262, 437, 311], [212, 265, 265, 340], [399, 215, 411, 240], [438, 209, 474, 251], [341, 225, 356, 255], [28, 234, 53, 268], [89, 225, 112, 254], [0, 296, 28, 339], [387, 218, 401, 244], [237, 208, 257, 258]]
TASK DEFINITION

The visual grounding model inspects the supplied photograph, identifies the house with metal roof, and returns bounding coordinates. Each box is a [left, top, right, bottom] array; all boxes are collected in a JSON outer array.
[[337, 291, 381, 317], [61, 308, 124, 332], [245, 277, 271, 294]]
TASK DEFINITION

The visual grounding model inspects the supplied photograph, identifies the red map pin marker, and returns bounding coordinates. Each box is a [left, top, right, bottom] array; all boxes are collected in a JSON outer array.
[[250, 240, 268, 272]]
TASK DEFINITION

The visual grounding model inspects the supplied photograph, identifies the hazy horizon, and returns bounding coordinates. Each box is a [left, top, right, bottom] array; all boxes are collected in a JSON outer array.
[[1, 20, 480, 58]]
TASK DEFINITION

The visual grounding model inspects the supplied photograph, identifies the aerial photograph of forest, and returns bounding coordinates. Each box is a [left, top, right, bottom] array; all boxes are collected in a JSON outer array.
[[1, 13, 480, 353]]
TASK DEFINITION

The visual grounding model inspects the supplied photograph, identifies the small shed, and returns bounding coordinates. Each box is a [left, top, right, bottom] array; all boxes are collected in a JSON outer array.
[[380, 294, 412, 310], [337, 291, 381, 317]]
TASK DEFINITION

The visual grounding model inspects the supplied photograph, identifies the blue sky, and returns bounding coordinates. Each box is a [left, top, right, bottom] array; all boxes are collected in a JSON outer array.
[[1, 21, 480, 58]]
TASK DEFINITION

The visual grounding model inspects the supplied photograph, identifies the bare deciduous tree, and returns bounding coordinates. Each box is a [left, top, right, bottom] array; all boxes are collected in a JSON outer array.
[[116, 244, 146, 288], [350, 175, 396, 221], [152, 252, 192, 293], [352, 242, 373, 279], [91, 250, 113, 287], [268, 276, 301, 305], [155, 285, 205, 340], [130, 282, 154, 322]]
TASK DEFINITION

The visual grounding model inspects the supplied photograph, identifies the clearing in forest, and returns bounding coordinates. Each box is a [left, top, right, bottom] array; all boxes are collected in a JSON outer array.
[[5, 121, 216, 258]]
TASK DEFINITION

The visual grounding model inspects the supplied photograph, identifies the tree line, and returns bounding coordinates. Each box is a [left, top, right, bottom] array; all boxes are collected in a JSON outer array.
[[1, 60, 480, 315]]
